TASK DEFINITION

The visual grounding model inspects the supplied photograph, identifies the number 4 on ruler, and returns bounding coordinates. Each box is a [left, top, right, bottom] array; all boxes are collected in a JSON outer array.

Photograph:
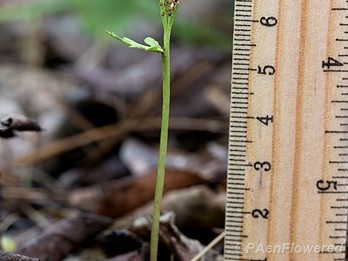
[[321, 56, 343, 69]]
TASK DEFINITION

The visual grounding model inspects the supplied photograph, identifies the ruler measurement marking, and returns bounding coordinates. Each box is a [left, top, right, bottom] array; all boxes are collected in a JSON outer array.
[[234, 49, 251, 52], [234, 29, 252, 32], [231, 100, 248, 103], [235, 43, 256, 47], [331, 206, 348, 209], [229, 178, 246, 182], [318, 191, 348, 194], [233, 63, 250, 66], [226, 0, 253, 258], [334, 228, 348, 232], [235, 4, 252, 7], [235, 19, 259, 23], [231, 92, 254, 95], [235, 14, 252, 18], [326, 221, 348, 224], [232, 87, 249, 90], [235, 9, 252, 13], [336, 213, 348, 216]]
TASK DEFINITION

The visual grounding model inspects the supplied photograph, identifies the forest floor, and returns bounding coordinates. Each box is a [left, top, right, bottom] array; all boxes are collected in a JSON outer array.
[[0, 1, 232, 260]]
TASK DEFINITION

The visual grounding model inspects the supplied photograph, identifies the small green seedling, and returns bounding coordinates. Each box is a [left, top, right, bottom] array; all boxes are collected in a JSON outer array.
[[107, 1, 179, 261]]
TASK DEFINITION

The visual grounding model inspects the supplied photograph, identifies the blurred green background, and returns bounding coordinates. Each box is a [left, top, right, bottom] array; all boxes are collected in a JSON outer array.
[[0, 0, 232, 50]]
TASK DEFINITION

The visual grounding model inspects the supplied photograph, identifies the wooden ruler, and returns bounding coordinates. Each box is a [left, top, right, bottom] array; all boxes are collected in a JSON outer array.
[[225, 0, 348, 260]]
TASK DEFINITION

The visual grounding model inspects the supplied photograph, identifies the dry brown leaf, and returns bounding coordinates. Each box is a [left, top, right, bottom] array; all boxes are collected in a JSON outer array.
[[68, 170, 207, 218], [16, 213, 112, 261], [114, 185, 225, 230]]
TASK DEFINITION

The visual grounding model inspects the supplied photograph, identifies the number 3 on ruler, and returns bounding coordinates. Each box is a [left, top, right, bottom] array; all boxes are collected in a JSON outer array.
[[254, 161, 272, 171]]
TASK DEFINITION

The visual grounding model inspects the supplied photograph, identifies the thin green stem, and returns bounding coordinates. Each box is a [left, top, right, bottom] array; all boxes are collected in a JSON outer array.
[[149, 22, 171, 261]]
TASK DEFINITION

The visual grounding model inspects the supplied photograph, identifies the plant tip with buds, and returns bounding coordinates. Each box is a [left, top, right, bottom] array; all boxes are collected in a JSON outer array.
[[160, 0, 179, 20]]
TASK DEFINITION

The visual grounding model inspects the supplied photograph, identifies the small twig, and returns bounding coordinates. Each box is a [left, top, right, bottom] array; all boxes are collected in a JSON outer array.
[[16, 117, 227, 166], [0, 250, 39, 261], [190, 232, 225, 261], [0, 213, 20, 233]]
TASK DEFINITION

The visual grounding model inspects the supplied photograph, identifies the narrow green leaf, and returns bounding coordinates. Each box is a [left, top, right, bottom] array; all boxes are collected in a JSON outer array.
[[144, 37, 164, 52], [144, 37, 160, 47], [123, 37, 149, 49], [105, 30, 123, 41], [106, 30, 163, 53]]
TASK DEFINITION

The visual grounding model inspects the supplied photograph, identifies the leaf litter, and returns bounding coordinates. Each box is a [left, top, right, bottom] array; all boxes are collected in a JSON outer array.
[[0, 1, 232, 260]]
